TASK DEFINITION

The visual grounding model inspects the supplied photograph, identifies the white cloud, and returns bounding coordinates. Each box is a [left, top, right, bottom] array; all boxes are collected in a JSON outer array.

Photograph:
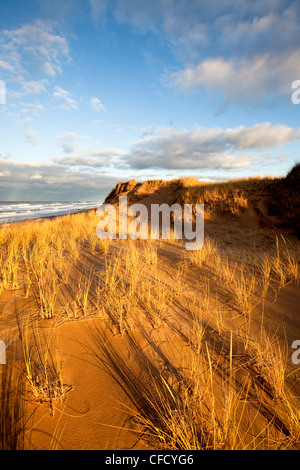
[[58, 131, 79, 153], [125, 123, 300, 170], [90, 0, 109, 22], [0, 159, 120, 200], [0, 60, 14, 71], [0, 21, 70, 102], [225, 123, 300, 149], [6, 80, 48, 102], [53, 87, 71, 100], [54, 148, 125, 166], [0, 171, 11, 178], [18, 116, 34, 125], [42, 62, 57, 77], [1, 21, 69, 78], [89, 1, 300, 105], [55, 131, 124, 166], [169, 50, 300, 104], [6, 79, 48, 101], [91, 1, 300, 57], [22, 80, 48, 96], [53, 86, 79, 110], [90, 97, 106, 112], [50, 122, 300, 173], [0, 20, 72, 130], [30, 174, 43, 180], [25, 129, 40, 145], [20, 102, 44, 116]]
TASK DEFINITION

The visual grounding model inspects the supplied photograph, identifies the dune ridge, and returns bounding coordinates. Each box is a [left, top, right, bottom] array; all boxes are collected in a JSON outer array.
[[105, 166, 300, 239]]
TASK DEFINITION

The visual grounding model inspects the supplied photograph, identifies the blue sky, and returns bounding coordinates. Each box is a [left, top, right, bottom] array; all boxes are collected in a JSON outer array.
[[0, 0, 299, 201]]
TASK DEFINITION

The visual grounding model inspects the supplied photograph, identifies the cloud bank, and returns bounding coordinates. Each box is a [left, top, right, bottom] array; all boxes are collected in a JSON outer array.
[[1, 120, 298, 199], [123, 123, 300, 170]]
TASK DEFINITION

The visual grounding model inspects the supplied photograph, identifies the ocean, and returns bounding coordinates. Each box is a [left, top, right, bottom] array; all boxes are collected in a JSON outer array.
[[0, 201, 102, 224]]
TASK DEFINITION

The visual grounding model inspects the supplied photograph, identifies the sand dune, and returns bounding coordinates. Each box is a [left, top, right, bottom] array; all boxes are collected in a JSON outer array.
[[0, 168, 299, 450]]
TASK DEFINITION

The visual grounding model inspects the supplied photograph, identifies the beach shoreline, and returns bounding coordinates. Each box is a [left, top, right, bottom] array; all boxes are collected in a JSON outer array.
[[0, 206, 98, 227]]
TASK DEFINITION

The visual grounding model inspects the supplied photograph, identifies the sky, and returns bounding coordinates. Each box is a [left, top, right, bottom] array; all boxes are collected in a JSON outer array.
[[0, 0, 300, 201]]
